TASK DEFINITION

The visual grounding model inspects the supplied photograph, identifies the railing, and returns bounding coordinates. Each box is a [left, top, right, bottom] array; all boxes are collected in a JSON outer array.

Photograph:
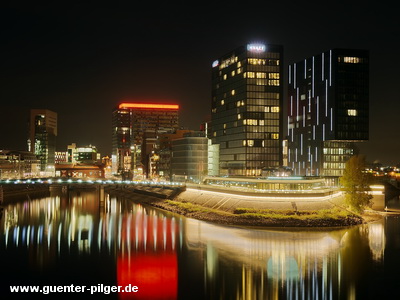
[[0, 178, 186, 188]]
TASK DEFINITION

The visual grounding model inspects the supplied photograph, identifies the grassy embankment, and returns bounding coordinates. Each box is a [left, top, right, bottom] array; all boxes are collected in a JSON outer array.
[[154, 199, 368, 227]]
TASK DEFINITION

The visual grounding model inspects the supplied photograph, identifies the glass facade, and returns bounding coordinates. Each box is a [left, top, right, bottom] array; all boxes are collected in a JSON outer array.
[[29, 109, 57, 174], [171, 132, 208, 183], [211, 43, 284, 176], [203, 176, 327, 193], [287, 49, 369, 177]]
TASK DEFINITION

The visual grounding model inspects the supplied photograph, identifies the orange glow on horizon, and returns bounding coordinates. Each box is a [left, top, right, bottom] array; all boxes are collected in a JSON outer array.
[[119, 103, 179, 110]]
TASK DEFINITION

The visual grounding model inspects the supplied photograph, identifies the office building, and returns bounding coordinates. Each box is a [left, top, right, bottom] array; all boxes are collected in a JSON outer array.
[[28, 109, 57, 175], [0, 150, 40, 179], [211, 43, 284, 176], [171, 131, 208, 183], [287, 48, 369, 177], [112, 102, 179, 178]]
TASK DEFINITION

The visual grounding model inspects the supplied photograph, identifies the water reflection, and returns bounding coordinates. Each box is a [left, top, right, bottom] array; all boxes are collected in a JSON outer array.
[[0, 189, 387, 300]]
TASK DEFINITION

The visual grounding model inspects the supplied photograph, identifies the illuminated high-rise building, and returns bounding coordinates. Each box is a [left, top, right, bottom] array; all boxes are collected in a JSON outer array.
[[28, 109, 57, 175], [112, 102, 179, 178], [287, 48, 369, 177], [211, 43, 284, 176]]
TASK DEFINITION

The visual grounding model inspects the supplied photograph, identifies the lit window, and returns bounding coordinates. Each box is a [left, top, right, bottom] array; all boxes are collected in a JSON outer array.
[[248, 58, 266, 65], [231, 70, 235, 76], [269, 73, 280, 79], [271, 106, 280, 113], [237, 101, 241, 107], [256, 72, 266, 78], [221, 100, 225, 105], [268, 80, 280, 86], [247, 72, 255, 78], [271, 133, 279, 139], [231, 90, 235, 96], [259, 120, 265, 125], [256, 79, 267, 85], [341, 57, 361, 64], [247, 140, 254, 147], [223, 74, 227, 80], [238, 114, 241, 120], [243, 140, 247, 146], [223, 123, 227, 129], [347, 109, 357, 116]]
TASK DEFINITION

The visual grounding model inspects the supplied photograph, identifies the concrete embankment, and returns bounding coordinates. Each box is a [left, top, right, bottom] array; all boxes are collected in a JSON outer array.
[[104, 184, 185, 200], [177, 184, 346, 212]]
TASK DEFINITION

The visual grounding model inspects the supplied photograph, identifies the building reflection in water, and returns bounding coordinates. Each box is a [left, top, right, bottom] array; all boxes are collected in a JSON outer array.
[[185, 217, 386, 300], [0, 190, 386, 300], [0, 190, 182, 299]]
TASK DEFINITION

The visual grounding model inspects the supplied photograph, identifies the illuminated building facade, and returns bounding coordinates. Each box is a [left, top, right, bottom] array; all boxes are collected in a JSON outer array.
[[287, 49, 369, 177], [211, 43, 284, 176], [112, 102, 179, 178], [28, 109, 57, 175]]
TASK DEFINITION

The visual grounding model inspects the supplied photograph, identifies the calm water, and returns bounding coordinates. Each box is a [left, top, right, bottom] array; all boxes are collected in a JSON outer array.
[[0, 189, 398, 300]]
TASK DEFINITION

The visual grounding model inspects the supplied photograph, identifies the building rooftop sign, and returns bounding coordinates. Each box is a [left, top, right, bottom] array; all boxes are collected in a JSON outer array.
[[119, 103, 179, 110], [247, 43, 266, 53]]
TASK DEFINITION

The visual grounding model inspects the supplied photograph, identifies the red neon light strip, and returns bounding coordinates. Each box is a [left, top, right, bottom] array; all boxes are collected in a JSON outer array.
[[119, 103, 179, 110]]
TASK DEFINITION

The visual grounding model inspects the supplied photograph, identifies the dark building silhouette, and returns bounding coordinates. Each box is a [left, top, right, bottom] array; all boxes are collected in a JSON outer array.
[[28, 109, 57, 175], [287, 48, 369, 177]]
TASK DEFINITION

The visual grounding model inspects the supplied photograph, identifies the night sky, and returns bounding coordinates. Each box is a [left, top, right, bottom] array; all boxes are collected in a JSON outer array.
[[1, 2, 399, 165]]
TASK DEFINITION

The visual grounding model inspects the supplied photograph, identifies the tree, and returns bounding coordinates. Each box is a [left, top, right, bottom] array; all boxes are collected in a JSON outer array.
[[339, 155, 372, 213]]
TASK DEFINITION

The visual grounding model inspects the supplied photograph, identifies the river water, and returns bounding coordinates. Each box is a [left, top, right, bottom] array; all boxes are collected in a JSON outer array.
[[0, 189, 398, 300]]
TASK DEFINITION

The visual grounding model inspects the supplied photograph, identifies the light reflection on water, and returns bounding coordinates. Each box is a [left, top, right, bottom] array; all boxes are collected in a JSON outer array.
[[0, 190, 390, 299]]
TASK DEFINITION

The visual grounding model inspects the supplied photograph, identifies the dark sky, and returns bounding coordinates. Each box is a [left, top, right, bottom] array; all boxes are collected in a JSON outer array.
[[1, 2, 399, 165]]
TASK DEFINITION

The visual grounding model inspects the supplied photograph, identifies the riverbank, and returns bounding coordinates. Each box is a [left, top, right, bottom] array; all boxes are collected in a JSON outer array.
[[151, 199, 383, 228], [106, 186, 382, 228]]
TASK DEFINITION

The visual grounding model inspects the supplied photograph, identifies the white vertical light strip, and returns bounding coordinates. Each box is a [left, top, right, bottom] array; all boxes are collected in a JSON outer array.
[[295, 148, 298, 162], [315, 147, 318, 161], [325, 80, 328, 117], [287, 116, 290, 136], [329, 50, 332, 86], [322, 53, 325, 81], [303, 107, 306, 127], [304, 59, 307, 79], [310, 154, 313, 175], [313, 125, 316, 140], [294, 63, 297, 89], [316, 96, 319, 125], [289, 65, 292, 84], [330, 108, 333, 131], [312, 56, 315, 97], [288, 148, 291, 162], [308, 146, 311, 162], [323, 124, 325, 141], [300, 134, 303, 155], [308, 90, 311, 112], [296, 88, 299, 119], [290, 95, 293, 115], [291, 128, 294, 142]]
